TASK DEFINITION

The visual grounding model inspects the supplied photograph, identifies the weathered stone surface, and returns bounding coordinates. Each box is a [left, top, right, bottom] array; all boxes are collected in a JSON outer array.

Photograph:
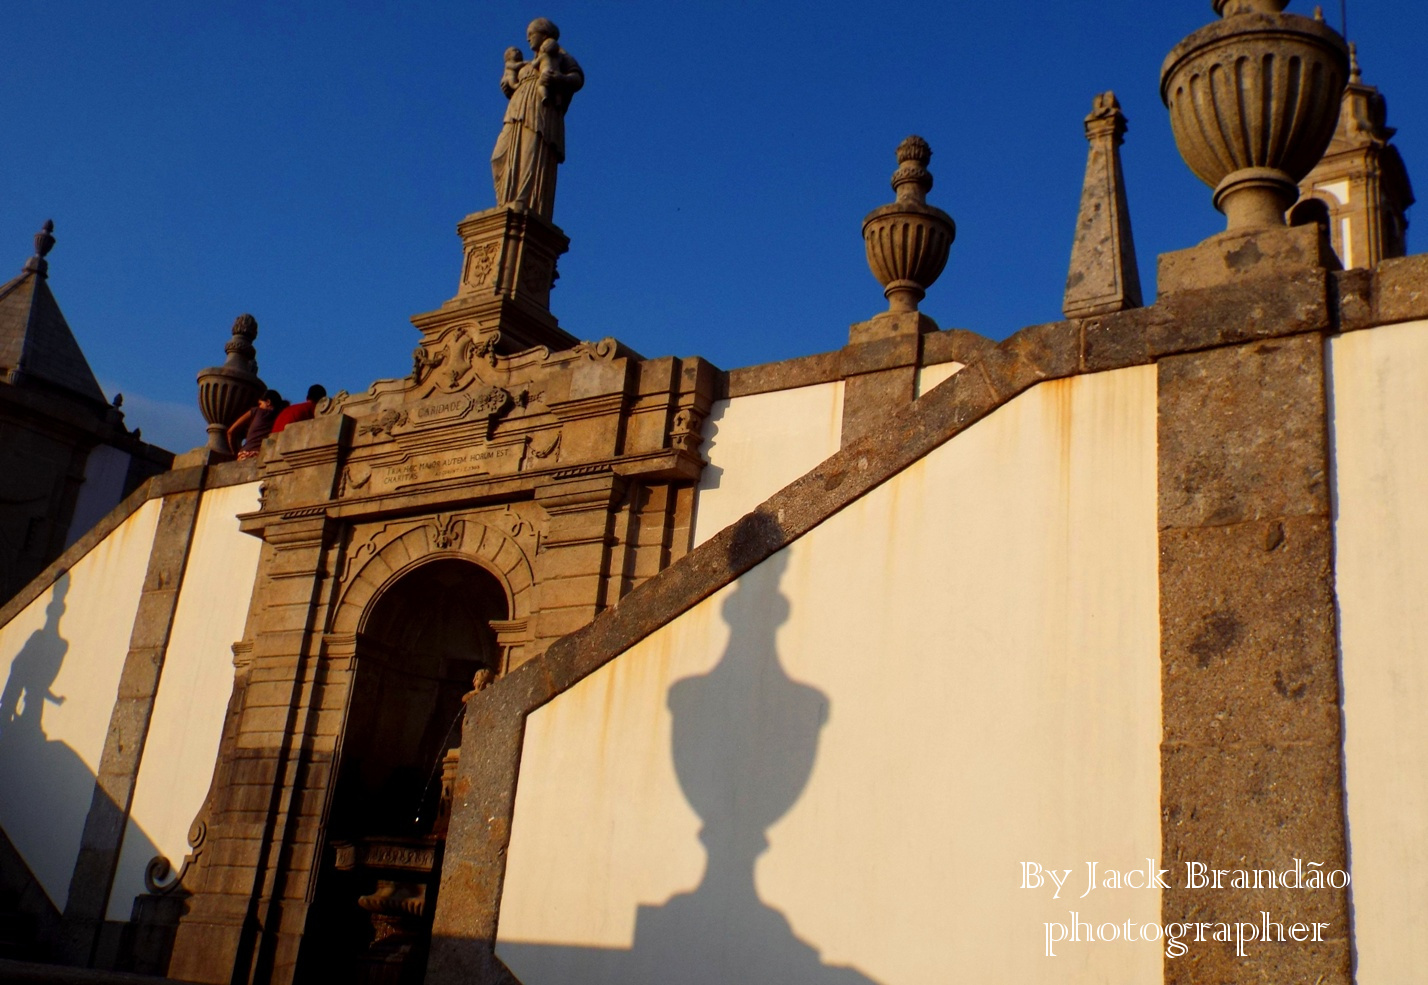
[[1151, 267, 1331, 356], [1157, 223, 1337, 296], [1373, 253, 1428, 324], [975, 319, 1080, 399], [1078, 306, 1157, 373], [1063, 92, 1142, 318], [1158, 335, 1329, 528], [722, 327, 992, 401], [920, 327, 994, 367], [846, 310, 937, 347], [1331, 267, 1375, 332], [840, 366, 916, 445], [1157, 330, 1347, 985], [840, 330, 920, 375], [1164, 938, 1350, 985], [1161, 742, 1351, 981], [1161, 516, 1338, 746]]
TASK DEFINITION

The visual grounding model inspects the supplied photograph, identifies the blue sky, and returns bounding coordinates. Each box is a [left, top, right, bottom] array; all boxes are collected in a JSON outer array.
[[2, 1, 1423, 451]]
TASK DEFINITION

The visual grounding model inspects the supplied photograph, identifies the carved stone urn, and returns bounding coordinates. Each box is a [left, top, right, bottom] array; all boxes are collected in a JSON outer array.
[[1161, 0, 1348, 230], [862, 136, 956, 312], [196, 314, 265, 454]]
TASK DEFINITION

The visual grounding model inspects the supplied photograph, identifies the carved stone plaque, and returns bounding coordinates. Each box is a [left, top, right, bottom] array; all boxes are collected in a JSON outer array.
[[374, 439, 525, 491], [408, 393, 474, 429]]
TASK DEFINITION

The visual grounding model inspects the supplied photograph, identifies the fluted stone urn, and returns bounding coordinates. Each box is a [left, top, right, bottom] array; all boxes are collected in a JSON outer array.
[[862, 136, 956, 312], [1161, 0, 1348, 230], [197, 314, 265, 454]]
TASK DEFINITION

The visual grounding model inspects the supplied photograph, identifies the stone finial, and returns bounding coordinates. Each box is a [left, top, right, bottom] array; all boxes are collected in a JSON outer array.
[[1214, 0, 1290, 14], [197, 314, 265, 455], [891, 136, 933, 205], [223, 313, 260, 375], [1348, 41, 1362, 83], [23, 220, 55, 278], [1063, 93, 1142, 319], [861, 136, 956, 313], [1163, 0, 1348, 230]]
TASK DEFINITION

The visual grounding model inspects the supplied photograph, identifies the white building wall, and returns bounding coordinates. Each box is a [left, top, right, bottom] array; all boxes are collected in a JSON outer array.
[[1328, 319, 1428, 983], [108, 482, 264, 919], [692, 382, 843, 546], [497, 365, 1161, 985], [915, 359, 963, 396], [0, 498, 163, 908]]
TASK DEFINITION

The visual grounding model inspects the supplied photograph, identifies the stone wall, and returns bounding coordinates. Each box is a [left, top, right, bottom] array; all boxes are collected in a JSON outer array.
[[0, 461, 261, 966], [497, 366, 1162, 985]]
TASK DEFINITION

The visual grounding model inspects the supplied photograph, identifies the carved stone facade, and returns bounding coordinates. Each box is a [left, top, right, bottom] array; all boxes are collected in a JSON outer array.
[[164, 199, 716, 982]]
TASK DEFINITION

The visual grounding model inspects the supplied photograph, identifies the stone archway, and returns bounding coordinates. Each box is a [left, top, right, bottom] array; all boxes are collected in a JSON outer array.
[[298, 546, 517, 985], [332, 515, 536, 670]]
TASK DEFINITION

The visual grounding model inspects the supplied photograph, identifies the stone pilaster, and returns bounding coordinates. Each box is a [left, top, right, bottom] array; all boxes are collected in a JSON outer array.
[[426, 696, 526, 985], [839, 311, 932, 446], [1158, 322, 1350, 982], [531, 474, 625, 651], [169, 516, 338, 985], [60, 473, 203, 964]]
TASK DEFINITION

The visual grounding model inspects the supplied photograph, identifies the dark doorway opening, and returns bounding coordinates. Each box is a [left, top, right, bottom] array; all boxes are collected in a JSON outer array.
[[298, 558, 508, 985]]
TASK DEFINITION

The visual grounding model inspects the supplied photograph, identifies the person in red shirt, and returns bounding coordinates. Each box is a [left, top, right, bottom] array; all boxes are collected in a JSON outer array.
[[270, 384, 327, 436]]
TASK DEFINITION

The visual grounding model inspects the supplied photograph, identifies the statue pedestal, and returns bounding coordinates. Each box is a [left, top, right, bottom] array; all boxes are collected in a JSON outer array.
[[412, 205, 577, 355]]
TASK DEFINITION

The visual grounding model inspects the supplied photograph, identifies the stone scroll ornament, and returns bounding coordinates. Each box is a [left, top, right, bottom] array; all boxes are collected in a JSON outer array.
[[491, 18, 584, 221]]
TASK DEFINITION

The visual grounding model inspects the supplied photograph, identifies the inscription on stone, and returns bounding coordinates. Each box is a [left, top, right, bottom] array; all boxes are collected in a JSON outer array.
[[378, 441, 523, 489], [364, 844, 436, 872], [408, 393, 474, 429]]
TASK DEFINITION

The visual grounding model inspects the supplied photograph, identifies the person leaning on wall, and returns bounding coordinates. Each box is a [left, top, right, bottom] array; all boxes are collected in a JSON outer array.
[[226, 389, 284, 461], [271, 383, 327, 435]]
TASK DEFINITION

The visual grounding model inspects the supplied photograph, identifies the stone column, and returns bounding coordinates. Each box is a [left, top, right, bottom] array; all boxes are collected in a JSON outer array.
[[1158, 323, 1349, 982]]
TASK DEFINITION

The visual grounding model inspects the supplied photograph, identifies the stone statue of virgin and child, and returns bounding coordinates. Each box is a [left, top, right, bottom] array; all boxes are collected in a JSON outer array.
[[491, 17, 583, 222]]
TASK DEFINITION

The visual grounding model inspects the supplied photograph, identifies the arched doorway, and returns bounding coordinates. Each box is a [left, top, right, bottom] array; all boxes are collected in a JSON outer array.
[[298, 557, 509, 984]]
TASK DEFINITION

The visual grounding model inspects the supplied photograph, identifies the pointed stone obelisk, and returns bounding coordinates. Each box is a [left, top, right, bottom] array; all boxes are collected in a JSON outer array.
[[1062, 92, 1142, 318]]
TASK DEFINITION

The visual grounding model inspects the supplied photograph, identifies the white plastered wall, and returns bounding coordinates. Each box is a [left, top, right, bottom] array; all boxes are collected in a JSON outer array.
[[497, 365, 1161, 985], [0, 498, 162, 907], [915, 359, 962, 396], [1328, 319, 1428, 982], [108, 481, 264, 919], [692, 382, 843, 546]]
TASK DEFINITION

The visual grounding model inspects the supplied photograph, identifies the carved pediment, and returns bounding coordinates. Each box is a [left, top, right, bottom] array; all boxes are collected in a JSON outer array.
[[412, 325, 502, 396]]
